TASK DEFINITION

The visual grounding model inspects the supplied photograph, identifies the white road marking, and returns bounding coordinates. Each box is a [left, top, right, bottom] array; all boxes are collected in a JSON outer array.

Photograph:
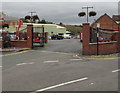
[[35, 77, 88, 92], [112, 69, 120, 73], [16, 62, 35, 66], [0, 66, 2, 68], [43, 60, 59, 63], [90, 83, 94, 85], [16, 63, 27, 66], [27, 62, 35, 64], [70, 59, 83, 61]]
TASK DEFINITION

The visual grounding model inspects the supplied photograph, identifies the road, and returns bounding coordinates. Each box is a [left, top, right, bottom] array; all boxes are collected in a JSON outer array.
[[2, 39, 119, 92]]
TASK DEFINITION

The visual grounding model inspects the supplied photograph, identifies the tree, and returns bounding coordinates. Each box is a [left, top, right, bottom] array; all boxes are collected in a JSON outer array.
[[65, 25, 82, 35], [40, 19, 46, 24], [59, 22, 63, 25]]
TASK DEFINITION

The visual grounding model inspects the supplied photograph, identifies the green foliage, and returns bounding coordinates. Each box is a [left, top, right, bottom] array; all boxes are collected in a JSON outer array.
[[62, 25, 82, 35], [38, 19, 53, 24], [59, 22, 63, 25], [38, 19, 46, 24]]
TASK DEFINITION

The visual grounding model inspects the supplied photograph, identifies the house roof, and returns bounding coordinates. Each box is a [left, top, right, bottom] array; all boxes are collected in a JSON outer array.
[[91, 13, 119, 27], [0, 12, 19, 21], [23, 23, 66, 29]]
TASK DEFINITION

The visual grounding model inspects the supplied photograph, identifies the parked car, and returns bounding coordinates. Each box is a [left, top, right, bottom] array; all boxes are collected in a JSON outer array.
[[48, 36, 51, 40], [51, 35, 56, 40], [63, 34, 71, 39], [51, 34, 63, 40], [56, 35, 64, 40]]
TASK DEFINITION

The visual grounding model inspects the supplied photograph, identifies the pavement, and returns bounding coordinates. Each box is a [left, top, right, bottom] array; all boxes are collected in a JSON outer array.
[[76, 53, 120, 60], [2, 39, 119, 91], [2, 46, 119, 91], [1, 47, 120, 59], [0, 47, 31, 52]]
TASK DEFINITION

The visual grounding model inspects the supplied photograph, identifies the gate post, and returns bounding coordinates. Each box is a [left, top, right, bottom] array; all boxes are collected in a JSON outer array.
[[82, 23, 90, 55], [27, 25, 33, 49], [45, 32, 48, 43]]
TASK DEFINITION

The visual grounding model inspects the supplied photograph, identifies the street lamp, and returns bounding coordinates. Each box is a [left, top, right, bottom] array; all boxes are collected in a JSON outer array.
[[82, 6, 93, 23], [25, 11, 40, 23], [78, 6, 97, 23], [29, 11, 36, 23]]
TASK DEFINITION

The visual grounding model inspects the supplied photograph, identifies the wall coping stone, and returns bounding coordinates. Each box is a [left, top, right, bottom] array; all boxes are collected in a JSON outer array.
[[89, 41, 117, 45], [11, 40, 27, 42]]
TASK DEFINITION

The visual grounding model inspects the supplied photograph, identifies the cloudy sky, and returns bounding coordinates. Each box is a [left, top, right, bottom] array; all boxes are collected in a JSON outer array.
[[1, 1, 119, 25]]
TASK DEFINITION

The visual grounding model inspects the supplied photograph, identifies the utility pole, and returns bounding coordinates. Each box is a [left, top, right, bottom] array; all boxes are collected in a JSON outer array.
[[96, 23, 100, 55], [42, 25, 45, 47], [82, 6, 93, 23]]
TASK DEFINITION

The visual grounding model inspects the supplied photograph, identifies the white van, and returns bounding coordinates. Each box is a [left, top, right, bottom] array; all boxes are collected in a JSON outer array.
[[63, 34, 71, 39]]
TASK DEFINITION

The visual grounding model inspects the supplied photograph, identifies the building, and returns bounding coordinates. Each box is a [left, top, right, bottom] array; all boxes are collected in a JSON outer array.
[[112, 15, 120, 30], [91, 13, 120, 43], [0, 12, 19, 28], [23, 23, 67, 36], [91, 13, 119, 30], [112, 15, 120, 23]]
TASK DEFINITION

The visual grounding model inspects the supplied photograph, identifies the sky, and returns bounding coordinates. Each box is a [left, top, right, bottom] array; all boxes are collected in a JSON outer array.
[[1, 1, 119, 25]]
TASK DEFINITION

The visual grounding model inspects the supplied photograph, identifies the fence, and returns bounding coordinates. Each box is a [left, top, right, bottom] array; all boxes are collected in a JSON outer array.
[[0, 25, 48, 48], [82, 23, 120, 55]]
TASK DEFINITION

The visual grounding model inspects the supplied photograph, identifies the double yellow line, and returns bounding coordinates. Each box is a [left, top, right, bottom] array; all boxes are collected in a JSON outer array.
[[39, 50, 120, 60], [0, 50, 33, 57], [2, 49, 119, 60]]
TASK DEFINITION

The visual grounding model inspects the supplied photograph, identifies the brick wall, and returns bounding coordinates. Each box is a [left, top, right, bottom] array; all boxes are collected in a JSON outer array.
[[82, 23, 120, 55], [11, 40, 28, 47], [1, 25, 48, 48], [10, 25, 48, 48], [10, 25, 33, 48]]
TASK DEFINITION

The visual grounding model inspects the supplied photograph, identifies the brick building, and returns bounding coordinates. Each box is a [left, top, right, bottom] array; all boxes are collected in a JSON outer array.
[[91, 13, 119, 31], [0, 12, 19, 28], [82, 13, 120, 55], [112, 15, 120, 22], [90, 13, 120, 43]]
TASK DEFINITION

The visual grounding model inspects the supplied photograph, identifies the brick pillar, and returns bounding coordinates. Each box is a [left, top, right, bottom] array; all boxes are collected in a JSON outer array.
[[117, 33, 120, 52], [45, 32, 48, 43], [27, 25, 33, 48], [19, 32, 22, 40], [82, 23, 90, 55]]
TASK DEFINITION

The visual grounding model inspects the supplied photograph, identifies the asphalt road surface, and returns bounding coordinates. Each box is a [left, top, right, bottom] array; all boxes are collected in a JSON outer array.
[[2, 39, 119, 92]]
